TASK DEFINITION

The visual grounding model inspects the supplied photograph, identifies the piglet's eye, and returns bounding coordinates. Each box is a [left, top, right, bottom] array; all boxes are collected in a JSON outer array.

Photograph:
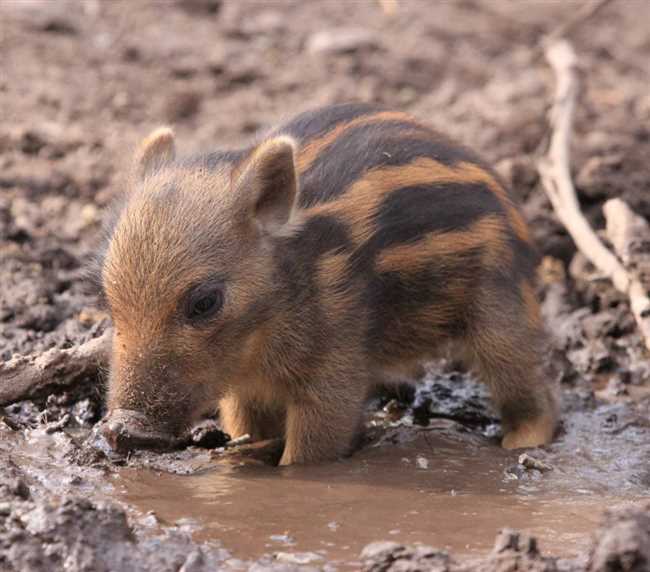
[[184, 284, 223, 322]]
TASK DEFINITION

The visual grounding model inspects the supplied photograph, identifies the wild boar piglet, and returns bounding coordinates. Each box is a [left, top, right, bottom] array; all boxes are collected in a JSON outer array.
[[94, 103, 557, 465]]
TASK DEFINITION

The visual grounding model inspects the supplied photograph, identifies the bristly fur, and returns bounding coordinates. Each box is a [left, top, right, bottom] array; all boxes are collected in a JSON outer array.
[[97, 103, 558, 464]]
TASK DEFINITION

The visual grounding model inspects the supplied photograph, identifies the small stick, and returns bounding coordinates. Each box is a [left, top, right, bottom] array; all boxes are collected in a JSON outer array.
[[538, 40, 629, 294], [538, 40, 650, 351], [226, 433, 252, 448], [603, 199, 650, 351], [544, 0, 615, 45], [0, 330, 111, 405]]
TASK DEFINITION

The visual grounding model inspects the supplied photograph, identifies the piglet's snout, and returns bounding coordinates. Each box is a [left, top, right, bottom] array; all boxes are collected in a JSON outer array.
[[100, 409, 180, 453]]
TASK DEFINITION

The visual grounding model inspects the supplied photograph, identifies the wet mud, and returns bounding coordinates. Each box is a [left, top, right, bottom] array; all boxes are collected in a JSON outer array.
[[116, 421, 642, 564], [1, 0, 649, 570], [2, 367, 649, 571]]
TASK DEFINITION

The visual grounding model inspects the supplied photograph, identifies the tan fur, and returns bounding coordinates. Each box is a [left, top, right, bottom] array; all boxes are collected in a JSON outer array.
[[520, 279, 543, 330], [231, 136, 299, 233], [219, 390, 286, 442], [375, 215, 512, 274], [315, 253, 356, 318], [501, 414, 556, 449], [135, 127, 176, 179]]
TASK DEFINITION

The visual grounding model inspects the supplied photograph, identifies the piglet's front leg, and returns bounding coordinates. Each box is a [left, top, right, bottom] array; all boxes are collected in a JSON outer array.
[[279, 384, 367, 466]]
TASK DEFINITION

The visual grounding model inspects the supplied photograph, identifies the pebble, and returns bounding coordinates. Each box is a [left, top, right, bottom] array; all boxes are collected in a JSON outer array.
[[274, 551, 323, 565], [306, 28, 378, 55], [360, 541, 402, 560], [518, 453, 553, 473]]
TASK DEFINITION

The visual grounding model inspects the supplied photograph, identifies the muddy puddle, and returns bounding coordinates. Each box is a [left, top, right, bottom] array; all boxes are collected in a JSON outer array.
[[2, 369, 649, 570], [2, 374, 650, 570], [112, 389, 650, 567]]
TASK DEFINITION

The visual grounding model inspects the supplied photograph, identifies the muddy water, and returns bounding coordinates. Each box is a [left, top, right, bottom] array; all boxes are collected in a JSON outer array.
[[4, 376, 649, 567], [117, 411, 649, 565]]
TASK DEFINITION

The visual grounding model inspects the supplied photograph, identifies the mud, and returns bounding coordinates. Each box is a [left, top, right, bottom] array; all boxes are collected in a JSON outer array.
[[1, 0, 649, 570], [115, 420, 642, 563], [2, 365, 649, 571], [361, 501, 650, 572]]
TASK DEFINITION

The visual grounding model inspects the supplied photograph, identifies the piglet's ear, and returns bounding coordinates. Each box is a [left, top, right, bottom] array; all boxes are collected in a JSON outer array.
[[233, 136, 298, 234], [135, 127, 176, 180]]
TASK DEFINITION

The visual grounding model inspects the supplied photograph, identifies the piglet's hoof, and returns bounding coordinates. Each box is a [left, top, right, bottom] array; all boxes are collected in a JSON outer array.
[[216, 438, 285, 466]]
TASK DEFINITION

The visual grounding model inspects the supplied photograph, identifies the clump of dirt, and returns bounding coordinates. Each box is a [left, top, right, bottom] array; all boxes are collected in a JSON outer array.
[[587, 502, 650, 572], [361, 503, 650, 572], [0, 491, 232, 572], [3, 387, 102, 433], [361, 529, 558, 572]]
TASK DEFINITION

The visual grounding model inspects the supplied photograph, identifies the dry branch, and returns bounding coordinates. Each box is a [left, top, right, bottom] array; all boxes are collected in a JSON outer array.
[[604, 199, 650, 350], [538, 40, 650, 352], [544, 0, 615, 45], [603, 198, 650, 270], [0, 330, 111, 406]]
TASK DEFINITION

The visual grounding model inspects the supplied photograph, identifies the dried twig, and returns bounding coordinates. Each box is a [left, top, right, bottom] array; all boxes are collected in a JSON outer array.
[[544, 0, 615, 45], [538, 40, 629, 293], [0, 330, 111, 405], [604, 199, 650, 350], [538, 40, 650, 351]]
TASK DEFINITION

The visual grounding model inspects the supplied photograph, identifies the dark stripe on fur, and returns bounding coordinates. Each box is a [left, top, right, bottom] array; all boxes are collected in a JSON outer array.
[[350, 182, 505, 268], [264, 215, 355, 381], [278, 102, 383, 142], [344, 182, 515, 355], [298, 123, 483, 208], [274, 214, 353, 325], [366, 253, 480, 354]]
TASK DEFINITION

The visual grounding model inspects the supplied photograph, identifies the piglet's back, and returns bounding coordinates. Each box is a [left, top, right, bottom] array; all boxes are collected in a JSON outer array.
[[270, 103, 538, 359]]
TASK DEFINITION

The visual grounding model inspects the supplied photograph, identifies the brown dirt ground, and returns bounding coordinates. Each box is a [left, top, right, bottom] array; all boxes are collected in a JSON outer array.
[[1, 1, 649, 571], [1, 0, 649, 363]]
